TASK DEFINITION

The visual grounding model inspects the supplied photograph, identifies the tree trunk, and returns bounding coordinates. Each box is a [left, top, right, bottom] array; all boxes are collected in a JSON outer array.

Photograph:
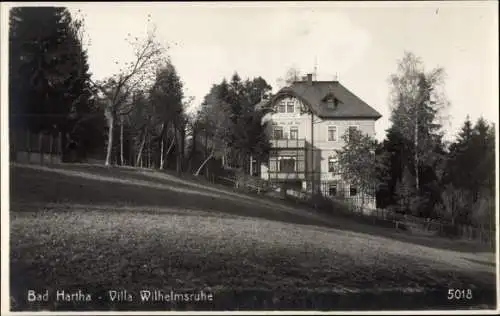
[[204, 131, 208, 157], [147, 133, 152, 168], [120, 116, 124, 166], [180, 125, 185, 170], [174, 122, 181, 175], [414, 103, 419, 192], [310, 111, 315, 194], [165, 136, 176, 157], [160, 136, 165, 169], [136, 129, 147, 167], [249, 154, 253, 176], [195, 149, 214, 176], [159, 122, 166, 169], [188, 130, 197, 172], [105, 113, 115, 166]]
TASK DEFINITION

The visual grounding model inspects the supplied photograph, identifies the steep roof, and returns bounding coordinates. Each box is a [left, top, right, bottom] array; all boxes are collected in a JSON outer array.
[[257, 80, 382, 120]]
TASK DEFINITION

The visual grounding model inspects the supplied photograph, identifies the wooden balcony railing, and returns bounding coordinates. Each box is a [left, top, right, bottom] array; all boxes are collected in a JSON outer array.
[[269, 138, 306, 148]]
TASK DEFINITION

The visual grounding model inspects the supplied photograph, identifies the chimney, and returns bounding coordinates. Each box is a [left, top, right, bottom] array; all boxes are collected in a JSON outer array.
[[306, 73, 313, 85]]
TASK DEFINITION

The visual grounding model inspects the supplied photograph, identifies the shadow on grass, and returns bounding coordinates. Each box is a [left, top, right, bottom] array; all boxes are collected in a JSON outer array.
[[10, 166, 334, 230], [10, 164, 497, 311], [10, 164, 496, 255], [10, 227, 497, 312], [463, 258, 496, 268]]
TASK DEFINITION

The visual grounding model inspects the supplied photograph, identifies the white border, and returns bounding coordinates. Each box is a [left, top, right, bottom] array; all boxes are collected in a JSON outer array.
[[1, 1, 499, 315]]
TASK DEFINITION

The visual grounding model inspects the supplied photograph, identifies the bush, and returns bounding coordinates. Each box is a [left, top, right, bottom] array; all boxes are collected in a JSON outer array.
[[299, 193, 357, 219], [438, 223, 460, 238]]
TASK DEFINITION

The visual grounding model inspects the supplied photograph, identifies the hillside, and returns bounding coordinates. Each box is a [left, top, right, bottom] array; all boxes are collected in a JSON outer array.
[[9, 163, 497, 311]]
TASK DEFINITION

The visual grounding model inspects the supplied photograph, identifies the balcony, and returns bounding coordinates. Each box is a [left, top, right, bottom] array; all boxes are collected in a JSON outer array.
[[269, 138, 306, 149], [266, 171, 306, 180]]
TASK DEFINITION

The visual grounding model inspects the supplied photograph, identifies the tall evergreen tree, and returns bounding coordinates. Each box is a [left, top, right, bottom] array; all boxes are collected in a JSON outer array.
[[445, 116, 475, 190], [9, 7, 93, 135], [197, 74, 272, 173], [9, 7, 96, 161], [438, 115, 495, 226], [149, 61, 185, 172], [446, 117, 495, 198]]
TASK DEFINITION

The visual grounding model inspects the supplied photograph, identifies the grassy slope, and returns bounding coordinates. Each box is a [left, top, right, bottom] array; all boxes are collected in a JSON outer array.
[[9, 163, 497, 311]]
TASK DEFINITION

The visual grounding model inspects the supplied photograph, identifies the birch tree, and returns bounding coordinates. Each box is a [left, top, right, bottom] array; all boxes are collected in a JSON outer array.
[[389, 52, 448, 197]]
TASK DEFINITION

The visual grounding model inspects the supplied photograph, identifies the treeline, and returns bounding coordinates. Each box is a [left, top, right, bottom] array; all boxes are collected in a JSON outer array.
[[335, 52, 495, 229], [8, 7, 272, 177], [9, 8, 495, 229]]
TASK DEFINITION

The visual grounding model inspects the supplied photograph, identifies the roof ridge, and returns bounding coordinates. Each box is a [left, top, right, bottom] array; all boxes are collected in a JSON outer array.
[[259, 81, 382, 120]]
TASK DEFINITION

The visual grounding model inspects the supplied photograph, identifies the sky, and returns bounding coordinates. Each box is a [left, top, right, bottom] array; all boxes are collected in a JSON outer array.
[[4, 1, 499, 142]]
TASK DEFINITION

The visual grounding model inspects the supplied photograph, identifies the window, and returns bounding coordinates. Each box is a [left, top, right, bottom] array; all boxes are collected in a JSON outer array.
[[328, 183, 338, 196], [327, 99, 335, 109], [273, 126, 284, 139], [277, 101, 286, 113], [350, 186, 358, 196], [347, 126, 358, 142], [328, 126, 337, 141], [328, 156, 337, 173], [279, 157, 296, 172], [290, 127, 299, 140], [286, 101, 295, 113]]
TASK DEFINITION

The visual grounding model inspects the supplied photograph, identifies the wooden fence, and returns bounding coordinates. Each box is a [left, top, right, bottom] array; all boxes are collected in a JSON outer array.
[[10, 129, 63, 164], [214, 174, 495, 246], [369, 208, 495, 243]]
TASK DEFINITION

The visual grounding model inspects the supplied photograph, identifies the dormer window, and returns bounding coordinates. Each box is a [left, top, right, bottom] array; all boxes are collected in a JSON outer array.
[[277, 100, 286, 113], [323, 93, 339, 110]]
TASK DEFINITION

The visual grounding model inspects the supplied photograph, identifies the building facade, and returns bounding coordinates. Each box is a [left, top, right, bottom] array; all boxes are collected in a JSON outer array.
[[256, 74, 382, 209]]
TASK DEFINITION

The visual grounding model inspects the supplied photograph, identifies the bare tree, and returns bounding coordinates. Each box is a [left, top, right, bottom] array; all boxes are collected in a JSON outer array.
[[90, 27, 167, 166], [276, 67, 302, 89], [438, 184, 470, 225]]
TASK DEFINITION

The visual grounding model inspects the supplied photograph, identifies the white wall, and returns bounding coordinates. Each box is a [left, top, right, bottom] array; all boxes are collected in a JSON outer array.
[[263, 96, 377, 178]]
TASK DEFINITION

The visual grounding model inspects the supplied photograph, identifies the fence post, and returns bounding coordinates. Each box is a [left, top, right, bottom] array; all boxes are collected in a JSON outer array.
[[490, 229, 493, 248], [49, 133, 54, 164], [39, 133, 43, 165], [10, 129, 16, 162], [58, 132, 62, 162], [26, 129, 31, 163]]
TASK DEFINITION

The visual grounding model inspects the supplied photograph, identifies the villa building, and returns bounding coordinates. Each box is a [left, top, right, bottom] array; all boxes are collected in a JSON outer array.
[[255, 74, 382, 209]]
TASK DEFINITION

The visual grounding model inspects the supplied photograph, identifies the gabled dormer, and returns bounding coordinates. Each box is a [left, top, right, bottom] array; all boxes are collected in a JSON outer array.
[[321, 92, 340, 110]]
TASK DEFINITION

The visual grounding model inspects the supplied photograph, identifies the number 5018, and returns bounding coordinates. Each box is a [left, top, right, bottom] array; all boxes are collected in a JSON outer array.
[[448, 289, 472, 300]]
